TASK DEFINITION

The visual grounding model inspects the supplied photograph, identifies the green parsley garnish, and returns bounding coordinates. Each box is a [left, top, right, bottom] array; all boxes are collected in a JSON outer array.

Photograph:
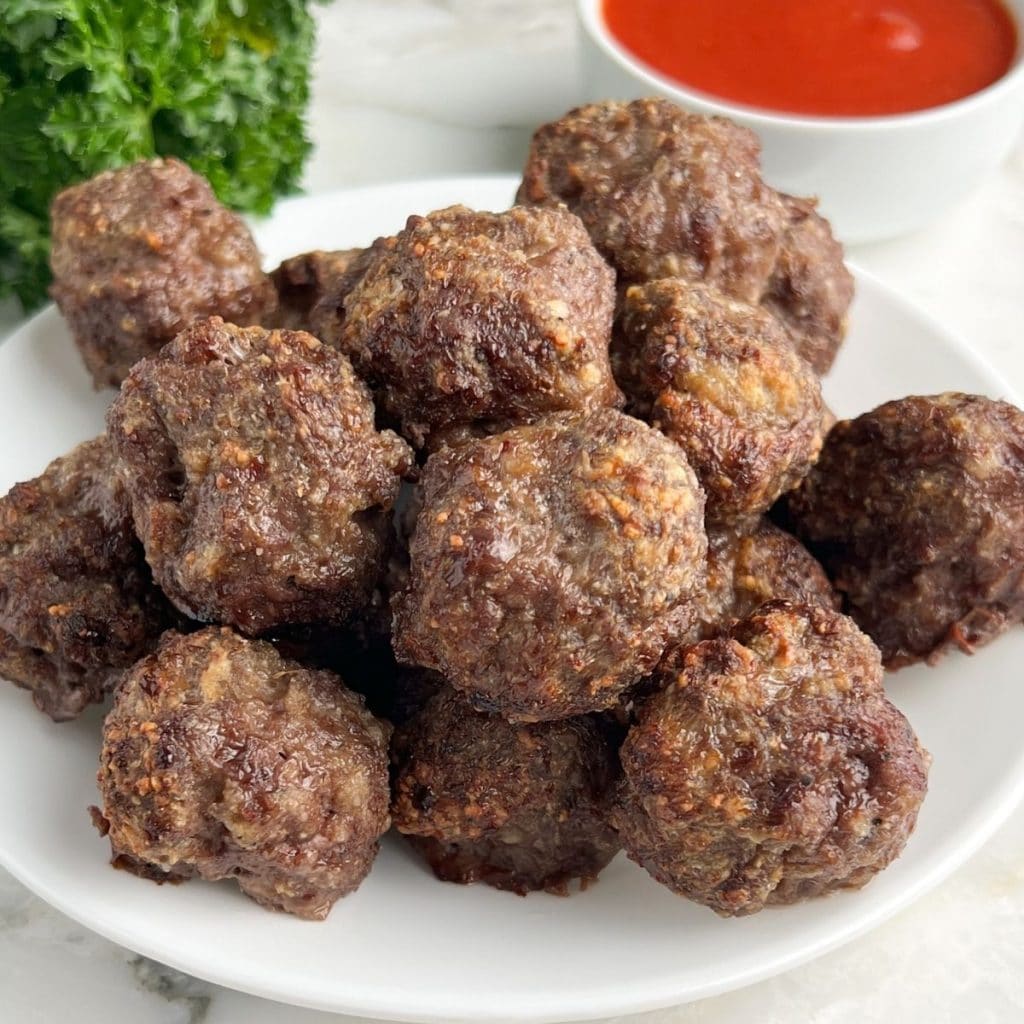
[[0, 1, 320, 309]]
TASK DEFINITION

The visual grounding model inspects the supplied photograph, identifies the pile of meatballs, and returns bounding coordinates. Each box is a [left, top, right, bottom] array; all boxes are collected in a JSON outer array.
[[3, 98, 1023, 922]]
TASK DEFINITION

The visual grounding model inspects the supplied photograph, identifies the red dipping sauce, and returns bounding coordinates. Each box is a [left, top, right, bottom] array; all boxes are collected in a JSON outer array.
[[602, 0, 1019, 117]]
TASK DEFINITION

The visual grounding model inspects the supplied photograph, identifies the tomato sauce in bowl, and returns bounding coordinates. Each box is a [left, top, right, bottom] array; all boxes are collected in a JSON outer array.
[[602, 0, 1018, 117]]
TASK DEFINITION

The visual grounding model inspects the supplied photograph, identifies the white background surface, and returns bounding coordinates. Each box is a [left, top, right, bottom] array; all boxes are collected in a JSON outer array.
[[2, 2, 1023, 1022]]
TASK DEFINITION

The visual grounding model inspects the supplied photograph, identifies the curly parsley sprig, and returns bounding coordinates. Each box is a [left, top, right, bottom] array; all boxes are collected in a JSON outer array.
[[0, 0, 319, 309]]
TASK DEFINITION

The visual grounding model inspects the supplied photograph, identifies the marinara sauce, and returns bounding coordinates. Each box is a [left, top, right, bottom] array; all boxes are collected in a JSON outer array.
[[602, 0, 1018, 117]]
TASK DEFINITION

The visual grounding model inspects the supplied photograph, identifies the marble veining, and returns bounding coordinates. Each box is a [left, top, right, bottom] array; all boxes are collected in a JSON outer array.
[[129, 958, 212, 1024]]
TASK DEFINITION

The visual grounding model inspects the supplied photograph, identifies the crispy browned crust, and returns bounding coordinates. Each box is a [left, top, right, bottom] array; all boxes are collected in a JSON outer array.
[[782, 393, 1024, 667], [50, 158, 277, 387], [517, 100, 853, 375], [762, 196, 854, 375], [616, 279, 827, 525], [93, 627, 392, 920], [392, 689, 620, 894], [0, 435, 177, 720], [624, 519, 840, 715], [332, 204, 622, 449], [516, 98, 787, 302], [688, 518, 840, 644], [394, 408, 707, 720], [106, 316, 413, 635], [613, 602, 929, 915]]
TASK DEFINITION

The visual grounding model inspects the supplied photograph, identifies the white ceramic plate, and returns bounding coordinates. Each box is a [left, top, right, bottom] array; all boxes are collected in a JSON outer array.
[[1, 177, 1023, 1023]]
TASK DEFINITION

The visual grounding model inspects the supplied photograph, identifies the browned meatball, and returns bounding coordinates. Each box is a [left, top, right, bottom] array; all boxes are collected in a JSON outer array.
[[616, 279, 827, 525], [692, 519, 839, 641], [394, 408, 707, 721], [331, 204, 622, 449], [517, 99, 788, 302], [262, 478, 441, 727], [613, 602, 929, 916], [623, 520, 838, 713], [782, 393, 1024, 668], [271, 248, 372, 334], [106, 317, 413, 635], [0, 436, 177, 721], [50, 159, 277, 388], [92, 628, 391, 920], [391, 688, 620, 894], [762, 196, 855, 375], [307, 240, 391, 342]]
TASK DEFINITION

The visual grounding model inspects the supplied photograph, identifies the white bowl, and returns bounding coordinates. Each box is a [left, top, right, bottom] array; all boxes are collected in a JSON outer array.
[[577, 0, 1024, 243]]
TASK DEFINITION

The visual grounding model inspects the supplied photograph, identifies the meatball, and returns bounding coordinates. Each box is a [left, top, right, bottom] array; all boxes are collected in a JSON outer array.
[[391, 689, 620, 894], [613, 602, 929, 916], [616, 279, 827, 525], [623, 520, 838, 712], [107, 316, 413, 635], [271, 248, 372, 334], [782, 393, 1024, 668], [306, 240, 391, 343], [692, 519, 839, 641], [92, 628, 391, 919], [0, 436, 176, 721], [331, 204, 622, 449], [517, 98, 788, 302], [762, 196, 855, 375], [394, 408, 707, 721], [50, 158, 277, 388]]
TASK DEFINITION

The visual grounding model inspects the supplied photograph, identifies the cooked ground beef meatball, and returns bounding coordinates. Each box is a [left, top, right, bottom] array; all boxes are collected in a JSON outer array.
[[0, 436, 177, 721], [92, 627, 391, 920], [782, 393, 1024, 668], [307, 240, 391, 343], [762, 196, 855, 375], [616, 279, 827, 525], [263, 480, 442, 726], [517, 99, 854, 372], [516, 98, 788, 302], [50, 158, 277, 388], [331, 204, 622, 449], [693, 519, 839, 641], [624, 520, 838, 712], [271, 248, 369, 333], [613, 602, 929, 915], [394, 408, 707, 720], [391, 688, 620, 894], [107, 317, 413, 635]]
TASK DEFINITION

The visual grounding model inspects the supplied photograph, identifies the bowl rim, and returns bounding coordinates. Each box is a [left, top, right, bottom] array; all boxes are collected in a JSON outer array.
[[578, 0, 1024, 132]]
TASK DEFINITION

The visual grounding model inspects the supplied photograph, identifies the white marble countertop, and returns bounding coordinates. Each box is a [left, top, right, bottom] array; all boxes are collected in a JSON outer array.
[[2, 2, 1023, 1022]]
